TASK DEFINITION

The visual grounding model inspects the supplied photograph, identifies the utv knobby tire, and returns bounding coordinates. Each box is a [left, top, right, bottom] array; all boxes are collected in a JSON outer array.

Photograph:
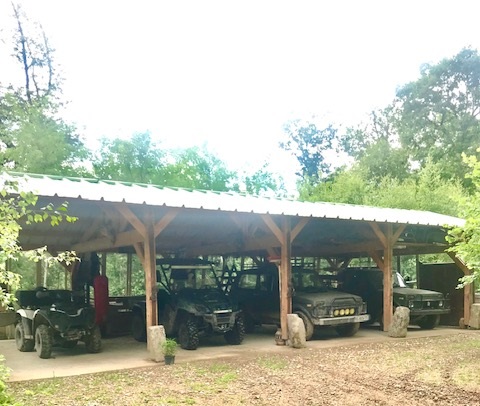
[[335, 322, 360, 337], [35, 324, 53, 359], [15, 323, 34, 352], [417, 314, 440, 330], [85, 325, 102, 353], [224, 314, 246, 345], [295, 311, 314, 341], [178, 317, 199, 350], [132, 313, 147, 342]]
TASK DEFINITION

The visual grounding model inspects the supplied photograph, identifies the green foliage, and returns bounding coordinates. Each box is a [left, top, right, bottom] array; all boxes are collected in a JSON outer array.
[[235, 162, 286, 197], [447, 151, 480, 287], [280, 118, 337, 181], [161, 338, 177, 356], [0, 356, 16, 406], [164, 146, 235, 191], [0, 95, 86, 176], [105, 253, 144, 296], [395, 48, 480, 188], [0, 175, 77, 306], [300, 161, 464, 216], [92, 133, 165, 184]]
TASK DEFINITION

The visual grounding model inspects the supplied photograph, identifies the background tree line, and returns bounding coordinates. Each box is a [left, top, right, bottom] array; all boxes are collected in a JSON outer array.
[[2, 4, 480, 290]]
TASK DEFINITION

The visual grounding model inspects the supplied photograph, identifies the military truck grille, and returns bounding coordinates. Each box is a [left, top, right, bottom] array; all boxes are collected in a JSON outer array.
[[410, 300, 443, 309], [330, 298, 358, 317], [215, 311, 233, 324]]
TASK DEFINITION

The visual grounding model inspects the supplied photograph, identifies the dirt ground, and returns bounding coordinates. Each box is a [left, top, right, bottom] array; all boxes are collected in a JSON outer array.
[[8, 329, 480, 406]]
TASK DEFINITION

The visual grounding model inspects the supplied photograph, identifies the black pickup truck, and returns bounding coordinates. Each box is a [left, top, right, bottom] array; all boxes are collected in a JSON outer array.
[[339, 267, 450, 329], [229, 264, 370, 340]]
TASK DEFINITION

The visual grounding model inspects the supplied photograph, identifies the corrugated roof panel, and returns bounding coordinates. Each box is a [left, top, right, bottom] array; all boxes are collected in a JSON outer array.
[[6, 172, 465, 228]]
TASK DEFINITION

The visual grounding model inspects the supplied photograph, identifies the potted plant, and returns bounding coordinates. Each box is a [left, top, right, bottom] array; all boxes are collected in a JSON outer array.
[[161, 338, 177, 365]]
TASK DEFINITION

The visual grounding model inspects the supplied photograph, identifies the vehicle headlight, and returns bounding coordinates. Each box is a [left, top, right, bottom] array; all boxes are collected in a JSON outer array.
[[439, 301, 444, 307], [339, 309, 345, 316], [312, 304, 327, 317], [333, 309, 339, 316]]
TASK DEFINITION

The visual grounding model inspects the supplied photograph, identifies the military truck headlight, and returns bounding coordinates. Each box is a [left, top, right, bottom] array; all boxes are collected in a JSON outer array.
[[312, 305, 327, 317], [439, 301, 444, 307], [339, 309, 345, 316], [333, 309, 339, 316]]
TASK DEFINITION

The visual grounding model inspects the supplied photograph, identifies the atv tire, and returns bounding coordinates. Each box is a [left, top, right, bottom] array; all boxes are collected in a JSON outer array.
[[35, 324, 53, 359], [132, 312, 147, 342], [224, 314, 246, 345], [15, 322, 34, 352], [178, 316, 199, 350], [85, 325, 102, 353]]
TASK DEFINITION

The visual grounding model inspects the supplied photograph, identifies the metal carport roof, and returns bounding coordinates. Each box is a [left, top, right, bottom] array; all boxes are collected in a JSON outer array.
[[4, 171, 465, 258]]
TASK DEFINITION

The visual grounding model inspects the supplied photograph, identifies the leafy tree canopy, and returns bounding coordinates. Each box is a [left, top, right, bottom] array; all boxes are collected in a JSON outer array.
[[447, 151, 480, 286], [0, 3, 87, 176], [92, 132, 165, 184], [280, 117, 337, 181], [394, 48, 480, 188]]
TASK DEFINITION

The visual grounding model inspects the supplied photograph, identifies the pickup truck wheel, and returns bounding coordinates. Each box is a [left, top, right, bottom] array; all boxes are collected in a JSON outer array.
[[35, 324, 53, 359], [417, 315, 440, 329], [295, 311, 314, 341], [132, 313, 147, 342], [15, 322, 34, 352], [224, 314, 245, 345], [85, 325, 102, 353], [178, 317, 199, 350], [335, 322, 360, 337]]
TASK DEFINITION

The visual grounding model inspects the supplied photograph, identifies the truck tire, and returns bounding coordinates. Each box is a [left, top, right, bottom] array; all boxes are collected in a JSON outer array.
[[224, 314, 245, 345], [335, 322, 360, 337], [417, 315, 440, 330], [15, 322, 34, 352], [35, 324, 53, 359], [178, 316, 199, 350], [295, 311, 314, 341], [132, 312, 147, 342], [85, 325, 102, 353]]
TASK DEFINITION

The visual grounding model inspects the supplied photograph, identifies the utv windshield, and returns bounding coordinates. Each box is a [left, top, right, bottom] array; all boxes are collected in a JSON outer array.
[[161, 264, 219, 292]]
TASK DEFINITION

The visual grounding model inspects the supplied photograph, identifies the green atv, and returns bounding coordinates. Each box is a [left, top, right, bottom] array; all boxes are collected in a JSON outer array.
[[131, 258, 245, 350], [14, 287, 102, 359]]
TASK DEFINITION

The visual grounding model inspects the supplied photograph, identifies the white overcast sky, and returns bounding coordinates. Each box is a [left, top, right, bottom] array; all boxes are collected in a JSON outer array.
[[1, 0, 480, 189]]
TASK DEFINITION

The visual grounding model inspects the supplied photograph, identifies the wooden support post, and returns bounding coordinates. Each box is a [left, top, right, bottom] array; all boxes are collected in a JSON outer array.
[[448, 253, 473, 326], [144, 216, 158, 337], [36, 261, 42, 287], [280, 217, 292, 340], [126, 253, 133, 296], [101, 253, 107, 277], [383, 224, 394, 332], [369, 222, 402, 332]]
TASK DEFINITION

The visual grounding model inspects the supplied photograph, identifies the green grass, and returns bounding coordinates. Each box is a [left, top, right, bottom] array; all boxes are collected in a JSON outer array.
[[256, 355, 288, 370]]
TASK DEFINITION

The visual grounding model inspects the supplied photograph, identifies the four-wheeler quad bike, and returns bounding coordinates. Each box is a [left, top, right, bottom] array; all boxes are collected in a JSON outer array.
[[14, 287, 102, 359], [131, 258, 245, 350]]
